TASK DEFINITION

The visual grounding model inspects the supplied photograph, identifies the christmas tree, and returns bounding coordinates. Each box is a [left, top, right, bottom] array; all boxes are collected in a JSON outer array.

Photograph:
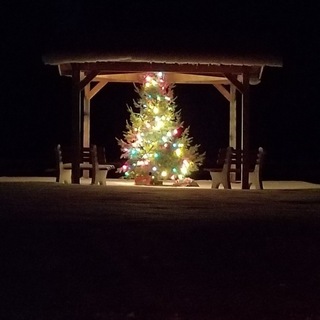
[[116, 72, 205, 185]]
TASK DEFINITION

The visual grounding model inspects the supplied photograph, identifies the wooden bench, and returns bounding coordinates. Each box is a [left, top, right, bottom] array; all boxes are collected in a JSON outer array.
[[204, 147, 265, 189], [55, 144, 115, 184], [55, 144, 72, 184], [91, 145, 115, 185], [230, 147, 265, 189], [204, 147, 233, 189]]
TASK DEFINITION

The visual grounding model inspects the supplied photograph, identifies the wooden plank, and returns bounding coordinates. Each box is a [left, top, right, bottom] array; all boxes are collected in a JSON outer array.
[[94, 73, 230, 84], [224, 73, 245, 94], [78, 70, 100, 91], [89, 81, 108, 100], [213, 84, 231, 102]]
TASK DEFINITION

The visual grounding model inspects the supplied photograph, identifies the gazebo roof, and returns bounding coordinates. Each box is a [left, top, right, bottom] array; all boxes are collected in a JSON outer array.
[[43, 50, 282, 67], [43, 50, 282, 86]]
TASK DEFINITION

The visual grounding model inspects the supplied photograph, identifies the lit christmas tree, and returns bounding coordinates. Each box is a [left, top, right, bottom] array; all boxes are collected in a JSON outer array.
[[116, 72, 205, 185]]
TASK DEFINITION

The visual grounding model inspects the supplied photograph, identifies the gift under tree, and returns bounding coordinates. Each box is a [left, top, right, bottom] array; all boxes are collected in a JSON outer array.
[[116, 72, 205, 185]]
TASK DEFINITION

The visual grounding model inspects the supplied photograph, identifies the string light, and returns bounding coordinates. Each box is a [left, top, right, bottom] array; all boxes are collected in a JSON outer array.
[[161, 171, 167, 177], [175, 148, 182, 157]]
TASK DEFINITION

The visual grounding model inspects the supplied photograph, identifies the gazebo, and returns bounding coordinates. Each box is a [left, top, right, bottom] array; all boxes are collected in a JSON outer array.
[[42, 51, 282, 188]]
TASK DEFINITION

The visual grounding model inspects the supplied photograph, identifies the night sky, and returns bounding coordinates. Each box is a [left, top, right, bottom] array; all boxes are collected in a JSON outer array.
[[2, 1, 319, 182]]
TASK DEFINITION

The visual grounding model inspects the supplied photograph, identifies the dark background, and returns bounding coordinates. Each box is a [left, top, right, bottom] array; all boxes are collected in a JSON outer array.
[[1, 1, 319, 182]]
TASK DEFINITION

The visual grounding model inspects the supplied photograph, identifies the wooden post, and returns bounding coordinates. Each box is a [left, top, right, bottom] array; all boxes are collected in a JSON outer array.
[[235, 84, 242, 181], [241, 71, 250, 189], [224, 72, 246, 182], [229, 84, 237, 182], [83, 84, 91, 179], [71, 64, 81, 184], [229, 84, 236, 148]]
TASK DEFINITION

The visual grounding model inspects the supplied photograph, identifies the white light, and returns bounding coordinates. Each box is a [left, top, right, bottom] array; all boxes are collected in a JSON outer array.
[[161, 171, 167, 177], [181, 167, 188, 175], [155, 120, 164, 129]]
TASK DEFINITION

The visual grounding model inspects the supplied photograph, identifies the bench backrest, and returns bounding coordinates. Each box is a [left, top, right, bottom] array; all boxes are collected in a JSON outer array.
[[56, 145, 95, 163], [55, 144, 63, 165], [220, 146, 233, 173], [82, 147, 91, 163], [91, 145, 107, 166], [230, 147, 265, 172]]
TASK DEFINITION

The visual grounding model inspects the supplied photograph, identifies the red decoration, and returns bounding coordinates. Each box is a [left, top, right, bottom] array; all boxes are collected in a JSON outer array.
[[134, 175, 153, 185]]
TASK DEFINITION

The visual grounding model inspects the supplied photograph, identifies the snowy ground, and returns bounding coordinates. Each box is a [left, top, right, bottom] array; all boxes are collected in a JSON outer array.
[[1, 179, 320, 320], [1, 176, 320, 189]]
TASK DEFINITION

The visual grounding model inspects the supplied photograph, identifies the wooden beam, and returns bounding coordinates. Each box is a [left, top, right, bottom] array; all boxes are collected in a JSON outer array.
[[224, 73, 245, 94], [78, 70, 100, 91], [213, 84, 231, 102], [94, 73, 230, 84], [71, 64, 81, 184], [77, 62, 247, 75], [89, 81, 108, 100]]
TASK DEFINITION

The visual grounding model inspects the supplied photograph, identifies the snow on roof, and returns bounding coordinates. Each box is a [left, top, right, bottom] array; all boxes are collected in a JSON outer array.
[[43, 51, 282, 67]]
